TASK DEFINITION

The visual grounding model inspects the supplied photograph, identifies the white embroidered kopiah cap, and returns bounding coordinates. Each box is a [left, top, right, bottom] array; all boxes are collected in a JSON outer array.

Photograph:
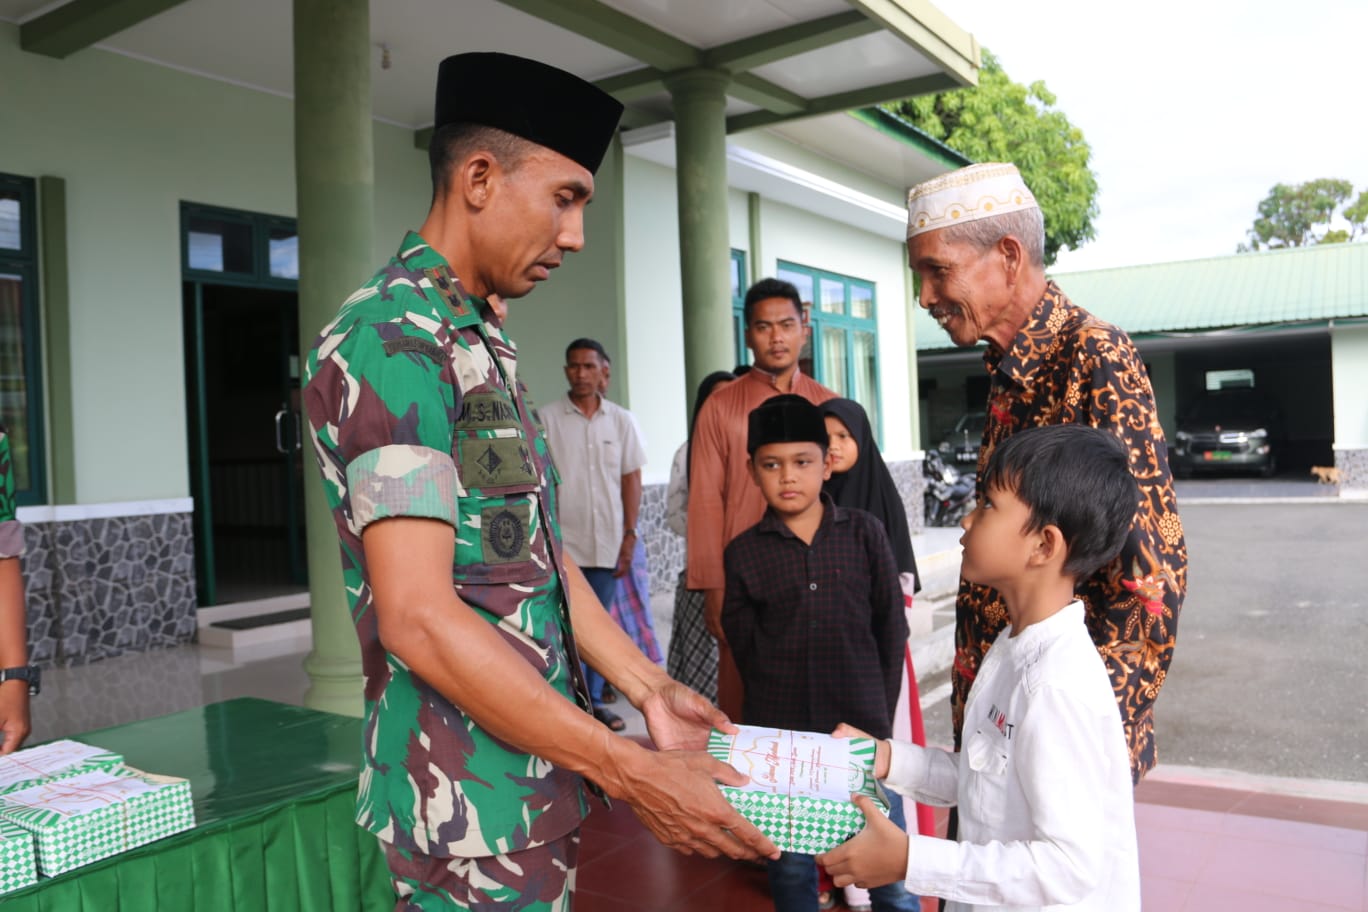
[[906, 162, 1038, 239]]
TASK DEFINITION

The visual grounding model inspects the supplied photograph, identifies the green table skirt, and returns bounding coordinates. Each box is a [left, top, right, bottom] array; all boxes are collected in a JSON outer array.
[[3, 699, 393, 911]]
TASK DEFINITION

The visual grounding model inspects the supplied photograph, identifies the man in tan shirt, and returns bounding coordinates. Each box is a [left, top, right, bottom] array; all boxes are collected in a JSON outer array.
[[686, 277, 837, 719]]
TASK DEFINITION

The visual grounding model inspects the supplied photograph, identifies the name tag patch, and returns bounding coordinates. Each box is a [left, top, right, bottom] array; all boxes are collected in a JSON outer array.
[[457, 392, 520, 429]]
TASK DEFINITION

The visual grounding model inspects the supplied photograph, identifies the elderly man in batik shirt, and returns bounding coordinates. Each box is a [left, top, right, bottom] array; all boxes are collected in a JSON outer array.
[[907, 162, 1187, 782]]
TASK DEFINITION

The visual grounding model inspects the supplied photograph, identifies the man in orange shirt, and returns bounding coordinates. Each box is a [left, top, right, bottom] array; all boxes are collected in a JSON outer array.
[[686, 278, 837, 719]]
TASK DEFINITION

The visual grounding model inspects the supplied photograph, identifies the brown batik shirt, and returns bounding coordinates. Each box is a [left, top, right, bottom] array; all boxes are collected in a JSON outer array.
[[951, 281, 1187, 783]]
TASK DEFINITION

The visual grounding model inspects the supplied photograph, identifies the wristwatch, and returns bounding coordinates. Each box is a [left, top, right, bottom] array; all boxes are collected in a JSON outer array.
[[0, 666, 40, 696]]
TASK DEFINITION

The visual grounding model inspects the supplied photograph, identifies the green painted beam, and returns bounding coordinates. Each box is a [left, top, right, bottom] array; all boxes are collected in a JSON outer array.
[[728, 72, 806, 115], [846, 0, 980, 87], [725, 72, 960, 133], [20, 0, 190, 59], [595, 66, 667, 103], [703, 11, 880, 71], [493, 0, 700, 71]]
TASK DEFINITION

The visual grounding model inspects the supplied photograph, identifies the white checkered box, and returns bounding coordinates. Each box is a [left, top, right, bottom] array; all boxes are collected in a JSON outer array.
[[0, 739, 125, 796], [709, 725, 889, 855], [0, 767, 195, 876], [0, 820, 38, 895]]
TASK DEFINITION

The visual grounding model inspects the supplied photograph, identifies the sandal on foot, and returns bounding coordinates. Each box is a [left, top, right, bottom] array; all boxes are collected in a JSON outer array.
[[817, 891, 836, 911], [600, 684, 617, 704], [593, 707, 626, 732]]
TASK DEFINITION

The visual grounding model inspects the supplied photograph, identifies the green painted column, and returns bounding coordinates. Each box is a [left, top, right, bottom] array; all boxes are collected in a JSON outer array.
[[664, 68, 734, 397], [293, 0, 372, 717]]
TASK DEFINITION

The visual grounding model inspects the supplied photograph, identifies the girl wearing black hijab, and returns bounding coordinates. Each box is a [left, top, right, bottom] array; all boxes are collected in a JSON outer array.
[[822, 399, 935, 854]]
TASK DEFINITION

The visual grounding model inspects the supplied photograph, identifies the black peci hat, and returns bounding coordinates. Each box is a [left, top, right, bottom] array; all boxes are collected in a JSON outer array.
[[747, 395, 829, 455], [433, 52, 624, 174]]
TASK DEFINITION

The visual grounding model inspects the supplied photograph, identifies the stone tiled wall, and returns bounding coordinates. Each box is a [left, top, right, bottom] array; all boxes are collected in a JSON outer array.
[[640, 457, 928, 595], [1334, 447, 1368, 496], [20, 513, 197, 667]]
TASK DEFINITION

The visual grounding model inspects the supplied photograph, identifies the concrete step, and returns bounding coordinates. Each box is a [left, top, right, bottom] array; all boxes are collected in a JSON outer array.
[[197, 592, 313, 655]]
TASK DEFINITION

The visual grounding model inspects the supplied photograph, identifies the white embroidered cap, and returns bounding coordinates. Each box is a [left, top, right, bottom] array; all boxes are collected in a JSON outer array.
[[906, 162, 1038, 239]]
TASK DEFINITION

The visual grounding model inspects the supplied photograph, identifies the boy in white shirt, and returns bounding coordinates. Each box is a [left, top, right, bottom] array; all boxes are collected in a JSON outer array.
[[818, 424, 1142, 911]]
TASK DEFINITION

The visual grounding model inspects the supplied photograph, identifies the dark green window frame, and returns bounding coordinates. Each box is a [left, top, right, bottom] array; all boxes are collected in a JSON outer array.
[[729, 248, 748, 367], [0, 173, 48, 506], [181, 202, 299, 290], [776, 260, 882, 443]]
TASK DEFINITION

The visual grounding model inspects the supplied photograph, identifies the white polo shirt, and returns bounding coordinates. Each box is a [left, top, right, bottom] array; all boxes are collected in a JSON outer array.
[[886, 601, 1139, 911], [540, 394, 646, 569]]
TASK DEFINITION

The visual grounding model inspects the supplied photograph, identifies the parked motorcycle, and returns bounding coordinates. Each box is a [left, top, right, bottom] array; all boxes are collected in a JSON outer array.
[[923, 449, 977, 527]]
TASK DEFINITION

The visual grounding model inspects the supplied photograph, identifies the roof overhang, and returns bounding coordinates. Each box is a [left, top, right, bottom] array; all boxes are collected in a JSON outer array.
[[4, 0, 980, 151]]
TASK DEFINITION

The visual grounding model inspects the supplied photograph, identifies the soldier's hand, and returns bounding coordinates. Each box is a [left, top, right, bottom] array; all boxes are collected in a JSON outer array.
[[0, 684, 31, 755], [610, 748, 779, 861], [613, 536, 634, 578], [816, 795, 909, 890], [640, 679, 733, 751]]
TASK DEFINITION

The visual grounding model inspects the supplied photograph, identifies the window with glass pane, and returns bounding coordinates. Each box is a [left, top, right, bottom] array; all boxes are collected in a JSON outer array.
[[187, 215, 253, 274], [821, 326, 848, 396], [268, 226, 299, 280], [0, 173, 45, 504], [851, 284, 874, 319], [0, 273, 33, 491], [730, 249, 749, 365], [819, 277, 844, 314], [0, 193, 20, 251], [776, 260, 881, 442]]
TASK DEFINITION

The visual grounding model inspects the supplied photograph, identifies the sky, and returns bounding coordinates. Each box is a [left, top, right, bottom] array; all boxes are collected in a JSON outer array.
[[927, 0, 1368, 273]]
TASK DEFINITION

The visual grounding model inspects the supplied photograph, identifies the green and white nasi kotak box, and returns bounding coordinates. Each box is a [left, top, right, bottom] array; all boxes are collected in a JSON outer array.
[[0, 767, 194, 876], [0, 739, 124, 796], [0, 820, 37, 895], [708, 725, 888, 855]]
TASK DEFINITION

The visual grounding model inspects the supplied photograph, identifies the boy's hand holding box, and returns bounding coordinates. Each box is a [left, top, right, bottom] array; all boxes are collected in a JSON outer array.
[[708, 724, 887, 855]]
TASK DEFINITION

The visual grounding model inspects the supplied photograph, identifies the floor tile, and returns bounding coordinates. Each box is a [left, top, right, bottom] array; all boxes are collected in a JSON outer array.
[[1138, 822, 1218, 882], [1234, 792, 1368, 833], [1134, 801, 1225, 835], [1198, 836, 1364, 909], [1218, 810, 1368, 854], [1182, 882, 1355, 912], [1135, 778, 1253, 814], [1140, 875, 1191, 909]]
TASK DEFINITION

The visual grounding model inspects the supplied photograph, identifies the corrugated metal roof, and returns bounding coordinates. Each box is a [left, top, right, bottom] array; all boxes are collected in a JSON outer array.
[[912, 242, 1368, 350]]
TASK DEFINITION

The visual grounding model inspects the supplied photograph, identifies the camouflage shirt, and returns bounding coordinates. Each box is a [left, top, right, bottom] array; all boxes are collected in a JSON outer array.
[[0, 429, 23, 559], [304, 232, 591, 858]]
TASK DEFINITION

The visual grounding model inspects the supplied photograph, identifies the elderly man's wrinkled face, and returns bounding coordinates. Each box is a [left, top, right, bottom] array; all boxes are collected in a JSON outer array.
[[909, 230, 1011, 349]]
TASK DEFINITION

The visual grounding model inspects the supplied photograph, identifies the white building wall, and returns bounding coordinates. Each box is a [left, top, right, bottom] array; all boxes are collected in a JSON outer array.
[[756, 198, 916, 460], [1331, 323, 1368, 450]]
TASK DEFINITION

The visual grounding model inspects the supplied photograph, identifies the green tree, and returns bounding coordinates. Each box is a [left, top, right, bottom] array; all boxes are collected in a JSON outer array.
[[882, 50, 1098, 266], [1240, 179, 1354, 251], [1343, 189, 1368, 241]]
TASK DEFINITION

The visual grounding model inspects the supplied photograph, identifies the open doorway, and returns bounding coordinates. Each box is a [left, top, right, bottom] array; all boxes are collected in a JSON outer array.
[[184, 283, 306, 605], [180, 203, 306, 607]]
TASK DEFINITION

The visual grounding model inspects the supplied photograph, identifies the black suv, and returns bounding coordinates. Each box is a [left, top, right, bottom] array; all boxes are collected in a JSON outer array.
[[1171, 389, 1284, 478]]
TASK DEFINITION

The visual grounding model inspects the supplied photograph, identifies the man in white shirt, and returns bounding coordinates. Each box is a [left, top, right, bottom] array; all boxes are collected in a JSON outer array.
[[819, 425, 1141, 911], [541, 338, 647, 731]]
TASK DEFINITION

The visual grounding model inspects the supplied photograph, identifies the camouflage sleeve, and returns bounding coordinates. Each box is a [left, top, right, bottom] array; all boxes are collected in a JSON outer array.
[[0, 429, 23, 559], [305, 321, 461, 533]]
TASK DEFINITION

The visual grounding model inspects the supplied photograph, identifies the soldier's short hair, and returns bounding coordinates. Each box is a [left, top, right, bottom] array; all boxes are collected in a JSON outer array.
[[429, 123, 535, 199]]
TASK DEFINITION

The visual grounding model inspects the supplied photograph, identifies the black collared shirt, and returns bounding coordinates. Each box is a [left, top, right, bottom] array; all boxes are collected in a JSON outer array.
[[722, 493, 906, 737]]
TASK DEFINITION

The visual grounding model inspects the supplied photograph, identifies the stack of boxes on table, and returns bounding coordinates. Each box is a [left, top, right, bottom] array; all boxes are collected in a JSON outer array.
[[0, 739, 195, 894]]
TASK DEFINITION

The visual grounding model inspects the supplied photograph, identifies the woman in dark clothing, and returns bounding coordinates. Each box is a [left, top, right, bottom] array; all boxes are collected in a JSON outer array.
[[664, 370, 740, 701], [822, 400, 934, 875]]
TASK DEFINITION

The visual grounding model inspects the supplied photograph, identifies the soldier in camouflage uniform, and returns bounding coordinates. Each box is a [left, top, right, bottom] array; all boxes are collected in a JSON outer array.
[[0, 427, 33, 754], [303, 53, 776, 911]]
